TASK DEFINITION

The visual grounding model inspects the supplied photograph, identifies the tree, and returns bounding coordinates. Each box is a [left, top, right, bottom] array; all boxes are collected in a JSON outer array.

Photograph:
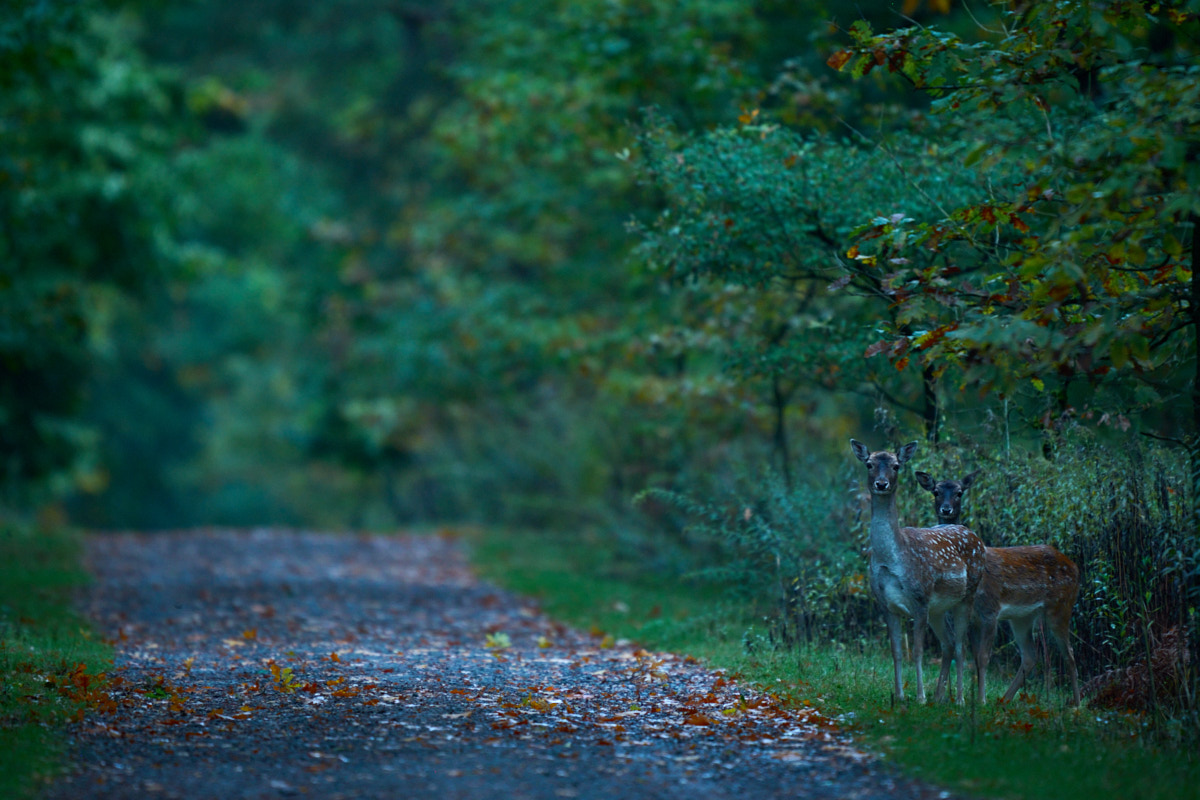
[[0, 2, 183, 506], [828, 1, 1200, 514]]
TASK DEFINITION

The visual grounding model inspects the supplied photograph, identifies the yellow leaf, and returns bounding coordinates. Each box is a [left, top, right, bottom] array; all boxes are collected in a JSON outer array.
[[1031, 377, 1044, 391]]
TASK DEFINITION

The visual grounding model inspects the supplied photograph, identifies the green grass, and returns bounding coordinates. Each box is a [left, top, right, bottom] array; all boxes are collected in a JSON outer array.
[[468, 526, 1200, 800], [0, 521, 113, 800]]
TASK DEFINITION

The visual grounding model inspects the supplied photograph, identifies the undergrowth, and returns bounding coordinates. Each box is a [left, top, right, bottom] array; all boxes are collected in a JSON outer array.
[[0, 520, 112, 799]]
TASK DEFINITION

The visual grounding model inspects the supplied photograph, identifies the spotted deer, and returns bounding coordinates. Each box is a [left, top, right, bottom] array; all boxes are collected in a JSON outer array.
[[914, 470, 1082, 706], [851, 440, 987, 704]]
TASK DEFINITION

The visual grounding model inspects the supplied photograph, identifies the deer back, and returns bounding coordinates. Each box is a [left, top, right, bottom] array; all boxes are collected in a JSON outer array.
[[979, 544, 1079, 617], [895, 524, 987, 600]]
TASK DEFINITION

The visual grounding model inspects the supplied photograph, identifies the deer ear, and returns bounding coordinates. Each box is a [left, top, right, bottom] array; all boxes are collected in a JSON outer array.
[[850, 439, 870, 463], [914, 471, 935, 491], [897, 441, 918, 465], [960, 469, 980, 490]]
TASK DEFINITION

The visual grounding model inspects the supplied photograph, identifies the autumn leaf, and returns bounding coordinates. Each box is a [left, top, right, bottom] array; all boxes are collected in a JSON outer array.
[[267, 661, 301, 693], [524, 695, 556, 712], [826, 50, 852, 71], [827, 274, 852, 292], [485, 632, 512, 650], [864, 340, 889, 358]]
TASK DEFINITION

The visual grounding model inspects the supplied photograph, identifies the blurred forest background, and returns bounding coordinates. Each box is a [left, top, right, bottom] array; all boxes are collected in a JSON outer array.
[[2, 0, 1199, 720]]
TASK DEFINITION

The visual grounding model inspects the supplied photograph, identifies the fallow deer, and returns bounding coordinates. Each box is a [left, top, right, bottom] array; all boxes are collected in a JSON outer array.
[[851, 440, 987, 704], [914, 470, 1082, 706]]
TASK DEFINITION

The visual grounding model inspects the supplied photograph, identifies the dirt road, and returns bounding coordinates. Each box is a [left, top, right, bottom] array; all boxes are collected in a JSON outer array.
[[46, 529, 957, 799]]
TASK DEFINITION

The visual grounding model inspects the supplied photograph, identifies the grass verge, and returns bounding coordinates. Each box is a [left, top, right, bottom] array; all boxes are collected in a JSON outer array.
[[0, 521, 112, 799], [468, 526, 1198, 800]]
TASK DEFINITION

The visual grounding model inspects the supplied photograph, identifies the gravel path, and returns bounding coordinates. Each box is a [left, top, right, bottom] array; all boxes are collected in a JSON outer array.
[[46, 529, 959, 800]]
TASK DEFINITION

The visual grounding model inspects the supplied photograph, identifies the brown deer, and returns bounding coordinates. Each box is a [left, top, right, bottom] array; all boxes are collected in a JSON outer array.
[[851, 440, 987, 704], [914, 470, 1082, 706]]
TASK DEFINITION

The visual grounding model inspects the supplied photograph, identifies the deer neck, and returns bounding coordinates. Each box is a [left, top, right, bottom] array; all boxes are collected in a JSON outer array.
[[868, 492, 905, 566]]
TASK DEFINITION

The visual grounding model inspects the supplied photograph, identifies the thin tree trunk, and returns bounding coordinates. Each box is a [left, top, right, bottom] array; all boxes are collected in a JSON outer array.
[[922, 364, 939, 442], [1191, 213, 1200, 541], [1189, 211, 1200, 714]]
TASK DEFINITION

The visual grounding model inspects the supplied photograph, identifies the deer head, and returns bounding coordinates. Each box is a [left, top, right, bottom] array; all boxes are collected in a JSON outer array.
[[914, 469, 979, 525], [850, 439, 918, 496]]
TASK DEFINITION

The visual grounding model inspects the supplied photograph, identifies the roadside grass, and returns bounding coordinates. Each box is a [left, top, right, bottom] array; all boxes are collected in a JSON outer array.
[[469, 526, 1199, 800], [0, 521, 112, 800]]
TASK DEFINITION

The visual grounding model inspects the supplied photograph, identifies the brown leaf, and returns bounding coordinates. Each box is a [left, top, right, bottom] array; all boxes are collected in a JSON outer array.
[[864, 340, 889, 358], [826, 50, 852, 71]]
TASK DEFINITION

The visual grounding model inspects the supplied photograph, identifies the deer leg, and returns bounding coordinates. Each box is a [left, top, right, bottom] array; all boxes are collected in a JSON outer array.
[[911, 610, 929, 704], [972, 610, 997, 705], [949, 603, 971, 706], [1047, 614, 1081, 707], [1002, 616, 1038, 704], [929, 611, 953, 703], [885, 612, 905, 702], [1041, 619, 1051, 696]]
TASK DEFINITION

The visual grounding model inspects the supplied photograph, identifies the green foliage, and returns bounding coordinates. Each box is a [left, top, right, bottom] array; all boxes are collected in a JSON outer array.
[[827, 2, 1200, 436], [632, 112, 1001, 445], [0, 2, 185, 504], [637, 460, 876, 648]]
